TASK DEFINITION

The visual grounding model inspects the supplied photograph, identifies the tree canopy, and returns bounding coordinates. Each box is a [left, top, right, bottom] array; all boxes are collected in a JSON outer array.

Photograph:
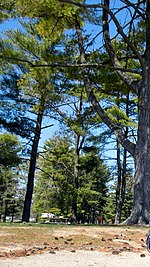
[[1, 0, 150, 224]]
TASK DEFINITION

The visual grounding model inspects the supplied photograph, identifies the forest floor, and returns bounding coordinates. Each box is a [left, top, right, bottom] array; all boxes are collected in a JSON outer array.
[[0, 223, 149, 266]]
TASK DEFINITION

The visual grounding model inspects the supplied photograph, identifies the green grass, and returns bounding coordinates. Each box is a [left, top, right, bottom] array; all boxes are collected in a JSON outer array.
[[0, 221, 147, 229]]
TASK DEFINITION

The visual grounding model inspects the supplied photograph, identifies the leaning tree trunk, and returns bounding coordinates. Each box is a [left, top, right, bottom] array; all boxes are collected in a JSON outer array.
[[22, 100, 45, 222]]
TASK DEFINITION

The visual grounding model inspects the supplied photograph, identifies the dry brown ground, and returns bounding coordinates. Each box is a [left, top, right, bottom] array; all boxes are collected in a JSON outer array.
[[0, 224, 149, 258]]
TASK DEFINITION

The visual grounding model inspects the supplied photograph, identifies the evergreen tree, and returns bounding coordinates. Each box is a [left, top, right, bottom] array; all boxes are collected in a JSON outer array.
[[0, 71, 34, 138], [78, 151, 110, 224], [0, 132, 22, 221], [1, 23, 67, 222], [33, 135, 110, 223], [1, 0, 150, 224], [33, 135, 74, 218]]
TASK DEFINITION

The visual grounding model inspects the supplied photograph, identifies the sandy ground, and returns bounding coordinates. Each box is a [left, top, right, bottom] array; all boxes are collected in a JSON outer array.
[[0, 225, 149, 266], [0, 250, 150, 267]]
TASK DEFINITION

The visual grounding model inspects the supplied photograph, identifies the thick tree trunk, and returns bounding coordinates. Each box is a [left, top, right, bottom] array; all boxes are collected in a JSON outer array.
[[123, 1, 150, 225], [124, 77, 150, 224], [74, 0, 150, 225], [22, 100, 45, 222]]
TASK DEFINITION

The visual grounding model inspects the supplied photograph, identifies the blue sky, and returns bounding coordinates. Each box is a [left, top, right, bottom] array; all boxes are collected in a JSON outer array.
[[0, 18, 61, 147], [0, 19, 20, 36], [0, 1, 134, 171]]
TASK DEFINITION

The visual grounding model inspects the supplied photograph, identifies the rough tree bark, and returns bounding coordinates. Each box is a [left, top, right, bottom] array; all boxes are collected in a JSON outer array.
[[119, 0, 150, 225], [2, 0, 150, 224], [103, 0, 150, 224], [125, 56, 150, 224], [74, 0, 150, 224]]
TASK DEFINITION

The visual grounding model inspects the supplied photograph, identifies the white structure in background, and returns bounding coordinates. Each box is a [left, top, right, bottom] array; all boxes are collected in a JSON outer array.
[[40, 213, 69, 224], [41, 213, 55, 219]]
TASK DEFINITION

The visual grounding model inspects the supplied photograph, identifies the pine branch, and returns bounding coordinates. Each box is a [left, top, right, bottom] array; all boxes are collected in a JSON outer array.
[[0, 55, 141, 74], [74, 15, 136, 158]]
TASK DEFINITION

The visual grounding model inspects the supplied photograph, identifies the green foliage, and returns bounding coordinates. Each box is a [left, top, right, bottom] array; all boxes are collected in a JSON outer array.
[[0, 71, 34, 138], [0, 21, 67, 142], [33, 135, 110, 222], [104, 172, 134, 224], [0, 0, 16, 22], [0, 1, 139, 224], [121, 174, 133, 221], [32, 135, 74, 217], [103, 190, 116, 224], [0, 132, 22, 221], [14, 0, 82, 41], [106, 105, 136, 127], [77, 152, 110, 221], [0, 132, 22, 167]]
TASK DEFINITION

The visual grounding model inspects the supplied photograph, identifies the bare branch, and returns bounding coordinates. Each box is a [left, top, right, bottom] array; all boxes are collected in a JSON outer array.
[[102, 0, 139, 93], [121, 0, 146, 21], [0, 56, 34, 66], [74, 15, 136, 158], [103, 1, 144, 70], [0, 55, 141, 75], [41, 124, 54, 130], [78, 135, 85, 152], [36, 166, 56, 180]]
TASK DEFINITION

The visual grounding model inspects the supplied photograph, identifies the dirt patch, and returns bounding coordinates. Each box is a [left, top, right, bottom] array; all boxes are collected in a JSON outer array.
[[0, 224, 148, 258]]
